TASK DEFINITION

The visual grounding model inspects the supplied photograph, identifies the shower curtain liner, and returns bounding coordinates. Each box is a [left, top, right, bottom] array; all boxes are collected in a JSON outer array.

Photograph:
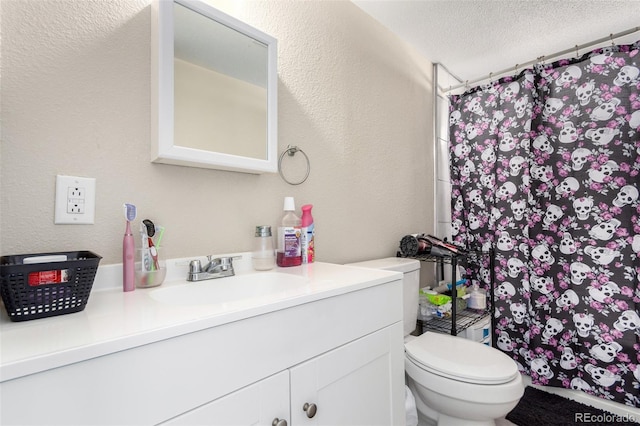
[[448, 41, 640, 408]]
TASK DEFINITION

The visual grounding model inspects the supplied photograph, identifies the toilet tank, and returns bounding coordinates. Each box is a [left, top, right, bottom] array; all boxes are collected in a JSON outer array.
[[346, 257, 421, 337]]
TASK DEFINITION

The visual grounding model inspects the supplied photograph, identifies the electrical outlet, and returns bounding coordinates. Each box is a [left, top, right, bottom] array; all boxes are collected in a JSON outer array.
[[55, 175, 96, 224]]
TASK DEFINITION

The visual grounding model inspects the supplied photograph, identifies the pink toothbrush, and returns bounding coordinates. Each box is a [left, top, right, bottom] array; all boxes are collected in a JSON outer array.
[[123, 203, 136, 292]]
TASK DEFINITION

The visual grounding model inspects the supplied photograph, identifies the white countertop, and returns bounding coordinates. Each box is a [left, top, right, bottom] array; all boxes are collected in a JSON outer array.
[[0, 254, 400, 382]]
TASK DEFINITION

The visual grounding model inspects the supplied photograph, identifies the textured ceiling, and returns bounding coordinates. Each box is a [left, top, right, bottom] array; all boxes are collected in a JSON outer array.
[[352, 0, 640, 87]]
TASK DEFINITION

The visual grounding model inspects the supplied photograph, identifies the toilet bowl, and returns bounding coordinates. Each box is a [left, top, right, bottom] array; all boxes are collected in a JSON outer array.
[[405, 331, 524, 425], [347, 257, 524, 426]]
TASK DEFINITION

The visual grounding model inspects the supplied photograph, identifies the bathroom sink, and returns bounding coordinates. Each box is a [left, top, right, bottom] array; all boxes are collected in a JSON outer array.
[[150, 272, 311, 308]]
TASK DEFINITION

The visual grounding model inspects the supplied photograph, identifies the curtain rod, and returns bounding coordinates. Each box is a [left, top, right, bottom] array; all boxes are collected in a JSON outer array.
[[443, 26, 640, 93]]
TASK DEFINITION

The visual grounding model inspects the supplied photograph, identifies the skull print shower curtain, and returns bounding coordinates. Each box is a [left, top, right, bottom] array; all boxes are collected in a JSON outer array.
[[448, 41, 640, 408]]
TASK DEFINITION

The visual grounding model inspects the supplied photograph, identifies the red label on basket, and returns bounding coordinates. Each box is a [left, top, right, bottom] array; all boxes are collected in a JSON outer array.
[[27, 270, 70, 286]]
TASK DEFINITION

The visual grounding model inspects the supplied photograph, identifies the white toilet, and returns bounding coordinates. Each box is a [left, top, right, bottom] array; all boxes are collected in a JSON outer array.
[[347, 257, 524, 426]]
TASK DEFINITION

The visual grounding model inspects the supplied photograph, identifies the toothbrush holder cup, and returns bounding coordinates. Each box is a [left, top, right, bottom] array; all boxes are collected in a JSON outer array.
[[135, 247, 166, 288]]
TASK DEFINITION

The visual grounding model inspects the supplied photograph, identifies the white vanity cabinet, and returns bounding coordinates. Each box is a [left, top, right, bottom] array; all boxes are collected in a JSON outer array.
[[165, 322, 403, 426], [0, 271, 404, 426], [162, 370, 290, 425]]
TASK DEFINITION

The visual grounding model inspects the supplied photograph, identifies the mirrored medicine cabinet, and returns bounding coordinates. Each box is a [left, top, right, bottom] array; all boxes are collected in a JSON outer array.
[[151, 0, 278, 174]]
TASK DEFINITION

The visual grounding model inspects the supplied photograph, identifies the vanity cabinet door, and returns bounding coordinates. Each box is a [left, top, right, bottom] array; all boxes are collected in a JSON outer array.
[[161, 370, 290, 426], [289, 323, 405, 426]]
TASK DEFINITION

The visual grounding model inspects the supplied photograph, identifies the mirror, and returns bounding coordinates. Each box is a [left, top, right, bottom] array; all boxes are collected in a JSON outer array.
[[151, 0, 278, 174]]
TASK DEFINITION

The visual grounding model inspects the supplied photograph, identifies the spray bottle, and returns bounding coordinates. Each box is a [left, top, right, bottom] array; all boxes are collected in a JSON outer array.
[[301, 204, 314, 263]]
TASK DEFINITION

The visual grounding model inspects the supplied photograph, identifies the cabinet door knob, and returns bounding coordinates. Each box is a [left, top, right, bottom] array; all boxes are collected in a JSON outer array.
[[272, 418, 287, 426], [303, 402, 317, 418]]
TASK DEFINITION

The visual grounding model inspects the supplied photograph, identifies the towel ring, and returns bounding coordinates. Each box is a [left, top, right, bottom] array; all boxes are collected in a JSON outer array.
[[278, 145, 310, 185]]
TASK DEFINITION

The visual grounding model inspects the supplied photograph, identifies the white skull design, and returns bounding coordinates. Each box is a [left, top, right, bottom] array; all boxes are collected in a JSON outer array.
[[584, 246, 619, 266], [496, 331, 515, 352], [481, 147, 496, 164], [514, 96, 529, 118], [576, 80, 595, 105], [573, 197, 593, 220], [633, 235, 640, 253], [496, 232, 514, 251], [468, 189, 485, 208], [451, 219, 462, 236], [511, 199, 526, 220], [542, 318, 564, 340], [531, 164, 552, 182], [570, 377, 592, 392], [491, 110, 505, 129], [590, 342, 623, 363], [461, 159, 476, 177], [468, 212, 480, 230], [570, 262, 591, 285], [507, 258, 524, 278], [532, 244, 554, 265], [558, 122, 578, 143], [560, 348, 577, 370], [510, 303, 526, 324], [613, 310, 640, 332], [491, 207, 502, 222], [613, 65, 640, 86], [590, 98, 621, 121], [530, 275, 553, 294], [465, 123, 478, 139], [588, 281, 620, 302], [556, 177, 579, 196], [543, 98, 564, 118], [454, 196, 464, 211], [571, 148, 592, 171], [543, 204, 563, 226], [532, 134, 554, 154], [630, 110, 640, 129], [585, 364, 620, 387], [559, 233, 577, 255], [497, 181, 517, 199], [501, 82, 520, 99], [449, 110, 462, 126], [585, 127, 618, 146], [557, 289, 579, 308], [453, 144, 471, 158], [509, 156, 525, 176], [613, 185, 639, 207], [499, 132, 516, 152], [556, 65, 582, 86], [531, 358, 554, 379], [480, 174, 495, 188], [573, 312, 594, 337], [590, 52, 613, 65], [496, 281, 516, 297], [467, 97, 483, 115], [588, 160, 618, 183], [589, 219, 621, 241]]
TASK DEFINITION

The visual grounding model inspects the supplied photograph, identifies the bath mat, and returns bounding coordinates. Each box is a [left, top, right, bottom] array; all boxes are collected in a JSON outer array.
[[505, 386, 638, 425]]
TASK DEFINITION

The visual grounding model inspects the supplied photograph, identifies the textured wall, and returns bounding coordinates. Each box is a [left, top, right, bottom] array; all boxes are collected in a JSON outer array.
[[1, 0, 434, 266]]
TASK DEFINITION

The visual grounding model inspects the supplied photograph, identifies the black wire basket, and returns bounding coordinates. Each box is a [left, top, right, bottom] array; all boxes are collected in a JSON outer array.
[[0, 251, 101, 322]]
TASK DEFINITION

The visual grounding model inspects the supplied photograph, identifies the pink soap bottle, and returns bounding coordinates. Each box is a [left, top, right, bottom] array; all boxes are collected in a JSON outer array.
[[301, 204, 314, 263]]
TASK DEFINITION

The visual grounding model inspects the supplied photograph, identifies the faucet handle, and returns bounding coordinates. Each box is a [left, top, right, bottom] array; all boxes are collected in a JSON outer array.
[[189, 259, 202, 274]]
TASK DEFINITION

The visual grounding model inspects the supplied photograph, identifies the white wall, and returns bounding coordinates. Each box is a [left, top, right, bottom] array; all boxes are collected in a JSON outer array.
[[1, 0, 434, 266]]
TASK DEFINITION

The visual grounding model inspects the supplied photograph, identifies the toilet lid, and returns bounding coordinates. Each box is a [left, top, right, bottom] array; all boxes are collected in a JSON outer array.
[[405, 332, 519, 385]]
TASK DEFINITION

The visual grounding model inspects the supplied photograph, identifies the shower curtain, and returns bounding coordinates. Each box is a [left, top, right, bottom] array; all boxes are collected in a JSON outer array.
[[448, 41, 640, 408]]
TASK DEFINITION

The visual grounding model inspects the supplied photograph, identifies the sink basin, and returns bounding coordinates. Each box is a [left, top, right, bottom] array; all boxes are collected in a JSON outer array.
[[150, 272, 311, 308]]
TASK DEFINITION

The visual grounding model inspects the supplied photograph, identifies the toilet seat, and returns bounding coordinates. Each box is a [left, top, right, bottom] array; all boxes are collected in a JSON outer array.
[[404, 331, 519, 385]]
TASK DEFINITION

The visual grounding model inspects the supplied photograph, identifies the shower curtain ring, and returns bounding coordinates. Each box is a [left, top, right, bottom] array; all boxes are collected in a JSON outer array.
[[575, 45, 580, 58], [610, 33, 615, 46]]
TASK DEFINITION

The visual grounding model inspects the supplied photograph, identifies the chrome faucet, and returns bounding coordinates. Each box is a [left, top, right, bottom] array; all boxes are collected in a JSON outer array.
[[187, 255, 236, 281]]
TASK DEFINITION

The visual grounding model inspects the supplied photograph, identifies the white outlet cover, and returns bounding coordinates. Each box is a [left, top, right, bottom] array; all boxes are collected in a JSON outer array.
[[54, 175, 96, 224]]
